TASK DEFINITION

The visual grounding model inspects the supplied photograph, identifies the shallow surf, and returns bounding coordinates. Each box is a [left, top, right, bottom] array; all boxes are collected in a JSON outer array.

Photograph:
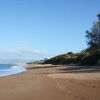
[[0, 64, 26, 76]]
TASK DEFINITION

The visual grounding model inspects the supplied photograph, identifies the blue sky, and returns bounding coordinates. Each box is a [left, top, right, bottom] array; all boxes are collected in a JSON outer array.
[[0, 0, 100, 63]]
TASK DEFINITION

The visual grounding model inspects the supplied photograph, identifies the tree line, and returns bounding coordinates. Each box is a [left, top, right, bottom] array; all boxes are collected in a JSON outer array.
[[86, 13, 100, 52]]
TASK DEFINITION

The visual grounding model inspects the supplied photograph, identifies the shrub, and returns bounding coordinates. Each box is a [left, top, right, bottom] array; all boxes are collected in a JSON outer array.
[[80, 50, 100, 65]]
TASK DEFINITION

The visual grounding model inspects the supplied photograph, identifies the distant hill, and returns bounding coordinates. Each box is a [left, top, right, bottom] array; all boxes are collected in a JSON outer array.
[[43, 50, 100, 66], [27, 58, 48, 64], [29, 50, 100, 66]]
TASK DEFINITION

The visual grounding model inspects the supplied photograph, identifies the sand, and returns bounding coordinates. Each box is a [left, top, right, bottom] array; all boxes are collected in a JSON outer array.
[[0, 64, 100, 100]]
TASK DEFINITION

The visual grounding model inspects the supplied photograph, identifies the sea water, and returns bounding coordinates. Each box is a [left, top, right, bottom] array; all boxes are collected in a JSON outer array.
[[0, 64, 26, 76]]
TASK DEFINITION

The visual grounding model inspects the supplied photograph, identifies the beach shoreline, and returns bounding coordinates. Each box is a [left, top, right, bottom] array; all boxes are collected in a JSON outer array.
[[0, 64, 100, 100]]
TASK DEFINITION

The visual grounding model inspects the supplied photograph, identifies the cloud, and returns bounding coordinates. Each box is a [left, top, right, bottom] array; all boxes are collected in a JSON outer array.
[[0, 42, 52, 63]]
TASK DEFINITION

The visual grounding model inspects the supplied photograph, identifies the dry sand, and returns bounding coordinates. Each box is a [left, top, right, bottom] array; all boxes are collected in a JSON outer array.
[[0, 64, 100, 100]]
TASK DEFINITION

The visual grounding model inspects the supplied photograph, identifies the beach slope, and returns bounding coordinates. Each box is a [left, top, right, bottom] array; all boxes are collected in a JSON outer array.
[[0, 64, 100, 100]]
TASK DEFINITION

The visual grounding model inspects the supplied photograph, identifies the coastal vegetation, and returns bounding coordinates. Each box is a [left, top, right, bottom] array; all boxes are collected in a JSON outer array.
[[29, 13, 100, 66]]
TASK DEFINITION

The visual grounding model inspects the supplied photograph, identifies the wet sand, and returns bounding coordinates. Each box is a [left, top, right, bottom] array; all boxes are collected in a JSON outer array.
[[0, 64, 100, 100]]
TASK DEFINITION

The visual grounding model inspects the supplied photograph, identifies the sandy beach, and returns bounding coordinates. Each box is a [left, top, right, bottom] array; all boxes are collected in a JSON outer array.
[[0, 64, 100, 100]]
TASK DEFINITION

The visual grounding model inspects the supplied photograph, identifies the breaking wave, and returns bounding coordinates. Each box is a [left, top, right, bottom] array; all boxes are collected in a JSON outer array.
[[0, 64, 26, 76]]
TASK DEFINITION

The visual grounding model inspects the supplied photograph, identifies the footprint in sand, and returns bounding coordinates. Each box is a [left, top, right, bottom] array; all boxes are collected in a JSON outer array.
[[80, 97, 85, 100]]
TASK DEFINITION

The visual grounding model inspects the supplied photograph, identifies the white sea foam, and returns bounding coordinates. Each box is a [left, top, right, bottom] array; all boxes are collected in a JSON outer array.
[[0, 64, 26, 76]]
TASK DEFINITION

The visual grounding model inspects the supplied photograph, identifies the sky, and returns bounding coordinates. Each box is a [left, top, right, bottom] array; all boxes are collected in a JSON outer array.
[[0, 0, 100, 63]]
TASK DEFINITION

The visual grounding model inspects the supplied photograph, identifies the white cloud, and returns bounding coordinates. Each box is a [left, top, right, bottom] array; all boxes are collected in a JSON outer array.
[[0, 42, 52, 63]]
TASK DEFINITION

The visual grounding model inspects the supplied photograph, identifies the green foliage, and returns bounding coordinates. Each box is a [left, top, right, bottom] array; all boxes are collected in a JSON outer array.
[[42, 50, 100, 66], [28, 13, 100, 66], [80, 50, 100, 65], [43, 52, 80, 65], [43, 14, 100, 66], [86, 13, 100, 51], [97, 13, 100, 21]]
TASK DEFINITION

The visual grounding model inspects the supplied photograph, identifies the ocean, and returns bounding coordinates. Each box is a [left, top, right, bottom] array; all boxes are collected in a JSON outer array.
[[0, 64, 26, 76]]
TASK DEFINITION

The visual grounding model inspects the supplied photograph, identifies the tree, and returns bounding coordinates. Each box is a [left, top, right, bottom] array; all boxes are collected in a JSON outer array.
[[86, 13, 100, 51], [97, 13, 100, 21]]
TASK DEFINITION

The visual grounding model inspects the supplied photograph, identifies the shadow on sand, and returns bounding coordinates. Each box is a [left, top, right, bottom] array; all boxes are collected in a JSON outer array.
[[27, 64, 100, 74], [27, 65, 61, 69], [58, 65, 100, 73]]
